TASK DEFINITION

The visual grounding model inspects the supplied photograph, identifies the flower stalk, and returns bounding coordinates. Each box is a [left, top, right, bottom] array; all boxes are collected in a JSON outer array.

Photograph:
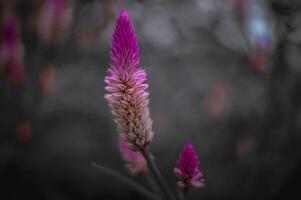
[[141, 148, 176, 200], [91, 162, 161, 200]]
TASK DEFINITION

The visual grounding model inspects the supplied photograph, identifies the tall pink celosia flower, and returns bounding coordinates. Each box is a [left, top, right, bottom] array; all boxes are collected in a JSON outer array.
[[174, 143, 205, 189], [119, 138, 147, 174], [105, 9, 153, 150]]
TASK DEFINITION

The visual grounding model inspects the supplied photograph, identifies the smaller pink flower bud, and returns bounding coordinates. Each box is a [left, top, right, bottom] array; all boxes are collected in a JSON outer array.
[[174, 143, 205, 189]]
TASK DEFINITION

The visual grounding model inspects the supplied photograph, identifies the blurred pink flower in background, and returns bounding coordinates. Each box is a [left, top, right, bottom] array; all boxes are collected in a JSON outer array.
[[16, 121, 31, 143], [105, 9, 154, 151], [247, 2, 270, 72], [8, 64, 24, 85], [236, 136, 255, 158], [207, 83, 228, 119], [174, 143, 205, 189], [233, 0, 270, 72], [40, 64, 55, 95], [249, 36, 269, 72], [38, 0, 72, 45], [233, 0, 251, 22], [0, 12, 24, 86], [119, 138, 147, 175]]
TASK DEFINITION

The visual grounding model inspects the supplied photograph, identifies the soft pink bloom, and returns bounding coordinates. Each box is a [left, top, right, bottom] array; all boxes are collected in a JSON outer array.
[[40, 64, 55, 95], [0, 12, 24, 85], [8, 64, 24, 84], [0, 14, 18, 59], [207, 83, 228, 119], [16, 121, 31, 143], [174, 143, 205, 189], [38, 0, 72, 45], [119, 138, 147, 174], [0, 14, 18, 66], [105, 9, 153, 150], [247, 2, 269, 72], [250, 36, 268, 72]]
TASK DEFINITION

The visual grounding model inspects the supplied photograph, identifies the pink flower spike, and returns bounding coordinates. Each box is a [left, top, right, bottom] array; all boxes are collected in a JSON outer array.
[[105, 9, 153, 150], [174, 143, 205, 189], [119, 138, 147, 175]]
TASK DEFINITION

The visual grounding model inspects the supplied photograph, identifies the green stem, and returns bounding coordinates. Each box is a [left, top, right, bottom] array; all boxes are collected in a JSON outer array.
[[141, 148, 176, 200], [91, 162, 161, 200], [177, 189, 184, 200], [177, 187, 188, 200], [146, 173, 162, 195]]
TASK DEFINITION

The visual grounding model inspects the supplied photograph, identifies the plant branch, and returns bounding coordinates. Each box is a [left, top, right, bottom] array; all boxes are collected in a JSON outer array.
[[177, 188, 184, 200], [141, 148, 176, 200], [91, 162, 161, 200], [146, 173, 162, 195]]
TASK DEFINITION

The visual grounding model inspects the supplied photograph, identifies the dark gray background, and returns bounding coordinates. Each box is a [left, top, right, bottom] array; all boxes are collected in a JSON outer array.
[[1, 0, 301, 199]]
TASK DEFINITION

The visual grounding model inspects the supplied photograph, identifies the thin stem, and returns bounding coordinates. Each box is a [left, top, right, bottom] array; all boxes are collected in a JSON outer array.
[[177, 187, 188, 200], [177, 189, 184, 200], [146, 173, 162, 195], [91, 162, 161, 200], [141, 148, 176, 200], [182, 187, 188, 198], [236, 20, 252, 57]]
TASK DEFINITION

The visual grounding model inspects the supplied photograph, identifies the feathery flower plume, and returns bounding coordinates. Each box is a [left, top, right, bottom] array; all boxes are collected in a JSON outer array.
[[119, 138, 147, 174], [174, 143, 205, 189], [105, 9, 153, 150]]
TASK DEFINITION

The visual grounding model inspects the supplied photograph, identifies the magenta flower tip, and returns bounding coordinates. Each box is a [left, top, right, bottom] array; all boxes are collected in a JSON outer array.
[[110, 9, 139, 71], [119, 8, 129, 19], [174, 143, 205, 189]]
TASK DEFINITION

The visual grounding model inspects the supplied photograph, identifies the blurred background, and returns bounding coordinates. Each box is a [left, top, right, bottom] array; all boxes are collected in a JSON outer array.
[[1, 0, 301, 199]]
